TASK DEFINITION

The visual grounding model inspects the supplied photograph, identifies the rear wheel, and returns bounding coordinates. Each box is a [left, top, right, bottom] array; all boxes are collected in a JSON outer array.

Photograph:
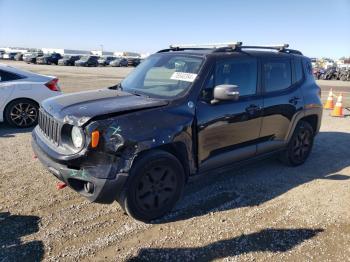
[[279, 121, 314, 166], [5, 99, 39, 128], [118, 150, 185, 222]]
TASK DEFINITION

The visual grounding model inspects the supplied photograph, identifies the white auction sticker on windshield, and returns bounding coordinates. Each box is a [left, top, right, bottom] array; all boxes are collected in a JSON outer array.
[[170, 72, 197, 82]]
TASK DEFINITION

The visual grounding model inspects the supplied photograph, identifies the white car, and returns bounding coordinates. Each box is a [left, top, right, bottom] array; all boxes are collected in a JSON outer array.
[[0, 64, 62, 128]]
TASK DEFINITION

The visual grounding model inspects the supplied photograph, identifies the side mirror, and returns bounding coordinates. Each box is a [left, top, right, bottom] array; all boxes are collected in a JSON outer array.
[[211, 84, 239, 104]]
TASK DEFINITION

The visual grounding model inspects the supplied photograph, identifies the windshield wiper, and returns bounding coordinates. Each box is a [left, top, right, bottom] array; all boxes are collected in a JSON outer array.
[[127, 89, 151, 98]]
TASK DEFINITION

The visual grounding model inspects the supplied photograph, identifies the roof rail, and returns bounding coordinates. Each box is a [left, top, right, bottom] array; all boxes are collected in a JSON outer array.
[[157, 42, 302, 55], [240, 44, 289, 51], [228, 44, 302, 55], [169, 42, 242, 49]]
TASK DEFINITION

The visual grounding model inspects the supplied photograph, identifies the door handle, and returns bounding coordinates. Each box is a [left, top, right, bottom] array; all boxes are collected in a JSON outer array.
[[289, 96, 301, 105], [245, 104, 262, 114]]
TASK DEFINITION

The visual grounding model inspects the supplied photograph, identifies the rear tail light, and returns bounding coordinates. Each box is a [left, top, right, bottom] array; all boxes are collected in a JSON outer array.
[[45, 78, 60, 91]]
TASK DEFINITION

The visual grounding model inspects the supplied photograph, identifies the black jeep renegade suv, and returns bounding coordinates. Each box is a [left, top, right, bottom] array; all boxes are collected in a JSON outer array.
[[32, 42, 322, 222]]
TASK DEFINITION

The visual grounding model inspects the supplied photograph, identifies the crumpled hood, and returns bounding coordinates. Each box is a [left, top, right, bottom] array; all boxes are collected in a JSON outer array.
[[41, 88, 168, 126]]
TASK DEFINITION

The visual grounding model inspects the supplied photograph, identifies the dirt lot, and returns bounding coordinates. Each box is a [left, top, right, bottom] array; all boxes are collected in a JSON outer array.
[[1, 61, 350, 261]]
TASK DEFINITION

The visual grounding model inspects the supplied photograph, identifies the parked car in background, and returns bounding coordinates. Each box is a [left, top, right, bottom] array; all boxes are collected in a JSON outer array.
[[23, 52, 43, 64], [0, 50, 5, 59], [75, 56, 99, 67], [109, 57, 128, 67], [98, 56, 115, 66], [0, 64, 62, 127], [322, 67, 338, 80], [36, 53, 62, 65], [127, 57, 141, 67], [14, 53, 24, 61], [3, 52, 18, 60], [58, 55, 81, 66]]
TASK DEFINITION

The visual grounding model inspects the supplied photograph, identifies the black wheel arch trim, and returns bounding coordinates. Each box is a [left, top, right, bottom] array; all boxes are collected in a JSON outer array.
[[285, 108, 322, 143]]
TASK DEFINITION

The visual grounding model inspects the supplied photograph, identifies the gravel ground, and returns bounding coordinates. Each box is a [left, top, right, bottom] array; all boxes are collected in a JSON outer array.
[[0, 62, 350, 261]]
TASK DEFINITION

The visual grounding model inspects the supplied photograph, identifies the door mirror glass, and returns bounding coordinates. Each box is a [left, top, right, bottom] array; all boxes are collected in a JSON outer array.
[[212, 84, 239, 104]]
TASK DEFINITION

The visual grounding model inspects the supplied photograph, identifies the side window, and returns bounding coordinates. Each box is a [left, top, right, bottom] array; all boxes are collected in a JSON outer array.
[[201, 57, 257, 100], [263, 59, 291, 93], [0, 70, 22, 82], [294, 58, 304, 83]]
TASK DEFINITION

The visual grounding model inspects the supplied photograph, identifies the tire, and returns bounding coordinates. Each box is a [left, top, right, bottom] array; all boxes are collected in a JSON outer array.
[[279, 121, 314, 166], [118, 150, 185, 222], [4, 98, 39, 128]]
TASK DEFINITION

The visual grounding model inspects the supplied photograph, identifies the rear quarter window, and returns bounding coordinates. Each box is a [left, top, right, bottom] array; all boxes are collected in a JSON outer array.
[[294, 58, 304, 83], [0, 70, 25, 82]]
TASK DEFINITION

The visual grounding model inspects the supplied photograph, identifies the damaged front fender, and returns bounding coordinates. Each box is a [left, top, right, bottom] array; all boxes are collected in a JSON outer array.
[[85, 103, 196, 175]]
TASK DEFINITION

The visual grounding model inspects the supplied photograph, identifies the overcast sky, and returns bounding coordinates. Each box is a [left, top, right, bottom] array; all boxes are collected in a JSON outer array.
[[0, 0, 349, 58]]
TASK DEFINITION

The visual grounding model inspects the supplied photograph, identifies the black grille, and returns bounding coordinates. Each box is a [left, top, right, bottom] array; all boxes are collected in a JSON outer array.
[[38, 109, 60, 145]]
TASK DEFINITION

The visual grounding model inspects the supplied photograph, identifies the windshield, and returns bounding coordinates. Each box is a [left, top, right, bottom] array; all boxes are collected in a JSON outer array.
[[63, 55, 71, 59], [121, 54, 203, 98]]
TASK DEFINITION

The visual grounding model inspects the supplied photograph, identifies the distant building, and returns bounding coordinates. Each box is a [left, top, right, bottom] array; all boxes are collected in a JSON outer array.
[[0, 47, 30, 53], [114, 51, 141, 58], [91, 50, 114, 56], [41, 48, 90, 55], [337, 58, 350, 69], [1, 46, 144, 58]]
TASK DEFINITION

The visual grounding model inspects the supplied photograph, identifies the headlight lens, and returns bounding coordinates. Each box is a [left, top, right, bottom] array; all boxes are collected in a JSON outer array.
[[71, 126, 84, 148]]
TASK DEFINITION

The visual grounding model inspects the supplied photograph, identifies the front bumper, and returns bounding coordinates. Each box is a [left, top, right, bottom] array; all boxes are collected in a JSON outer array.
[[31, 130, 128, 204]]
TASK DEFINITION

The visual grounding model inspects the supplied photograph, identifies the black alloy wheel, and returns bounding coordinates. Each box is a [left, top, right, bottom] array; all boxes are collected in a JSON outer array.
[[135, 165, 178, 212], [280, 121, 314, 166], [119, 150, 185, 222], [5, 99, 39, 128]]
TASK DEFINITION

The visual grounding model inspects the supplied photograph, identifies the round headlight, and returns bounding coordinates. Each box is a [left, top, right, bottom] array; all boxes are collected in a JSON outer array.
[[71, 126, 84, 148]]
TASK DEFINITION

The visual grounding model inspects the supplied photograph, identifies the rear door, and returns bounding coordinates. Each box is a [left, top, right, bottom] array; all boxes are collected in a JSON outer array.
[[196, 55, 263, 171], [257, 56, 304, 154]]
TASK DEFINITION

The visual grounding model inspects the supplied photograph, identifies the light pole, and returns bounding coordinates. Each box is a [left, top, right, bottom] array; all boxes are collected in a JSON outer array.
[[100, 44, 103, 55]]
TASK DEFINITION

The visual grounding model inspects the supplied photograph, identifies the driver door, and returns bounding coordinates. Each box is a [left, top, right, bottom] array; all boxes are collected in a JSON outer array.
[[196, 55, 263, 172]]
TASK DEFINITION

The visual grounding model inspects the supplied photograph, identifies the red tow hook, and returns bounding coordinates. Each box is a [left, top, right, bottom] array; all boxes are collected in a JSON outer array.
[[56, 182, 67, 190], [33, 155, 38, 159]]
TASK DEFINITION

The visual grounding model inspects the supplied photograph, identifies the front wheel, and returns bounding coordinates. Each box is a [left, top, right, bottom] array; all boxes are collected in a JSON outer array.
[[118, 150, 185, 222], [279, 121, 314, 166], [5, 99, 39, 128]]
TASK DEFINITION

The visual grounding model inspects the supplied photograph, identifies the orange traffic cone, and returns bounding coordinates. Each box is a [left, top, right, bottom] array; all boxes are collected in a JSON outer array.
[[324, 88, 334, 109], [331, 93, 344, 117]]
